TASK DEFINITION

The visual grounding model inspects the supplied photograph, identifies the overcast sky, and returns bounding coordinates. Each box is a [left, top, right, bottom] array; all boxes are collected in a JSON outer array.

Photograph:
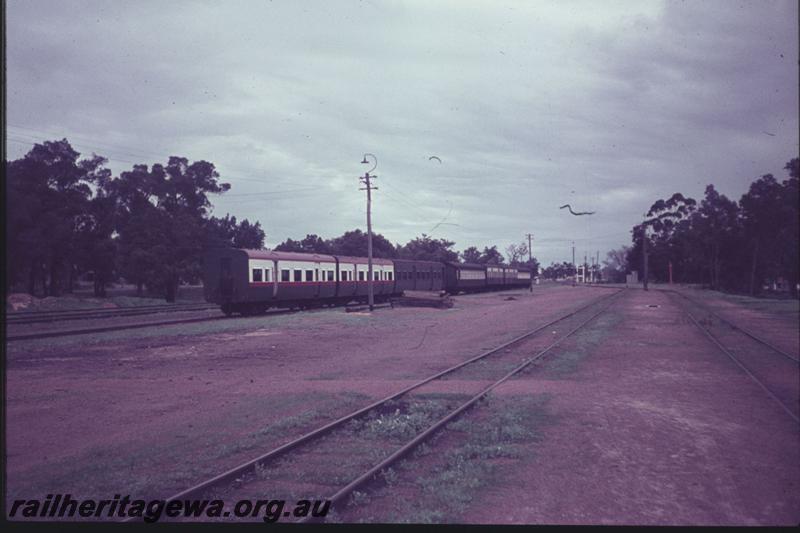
[[6, 0, 798, 265]]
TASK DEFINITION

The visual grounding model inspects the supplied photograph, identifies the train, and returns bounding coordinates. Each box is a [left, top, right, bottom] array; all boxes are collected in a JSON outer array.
[[204, 248, 533, 315]]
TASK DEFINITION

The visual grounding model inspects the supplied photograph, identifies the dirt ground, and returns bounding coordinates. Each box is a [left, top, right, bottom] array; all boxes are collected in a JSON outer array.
[[456, 289, 799, 525], [5, 284, 798, 525], [5, 285, 603, 503]]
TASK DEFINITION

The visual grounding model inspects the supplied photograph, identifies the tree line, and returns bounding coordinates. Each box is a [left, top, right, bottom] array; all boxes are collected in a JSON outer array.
[[6, 138, 540, 302], [273, 233, 540, 272], [627, 157, 798, 295], [6, 139, 264, 301], [539, 158, 798, 296]]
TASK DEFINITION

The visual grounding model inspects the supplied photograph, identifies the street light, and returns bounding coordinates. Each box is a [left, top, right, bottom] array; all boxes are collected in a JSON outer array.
[[360, 153, 378, 311]]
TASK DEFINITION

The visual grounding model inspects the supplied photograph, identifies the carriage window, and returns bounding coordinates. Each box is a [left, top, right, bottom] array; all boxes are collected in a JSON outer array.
[[265, 269, 271, 282], [358, 271, 365, 281], [315, 269, 319, 281], [327, 271, 334, 281], [294, 270, 302, 282], [388, 272, 393, 281], [281, 269, 290, 282], [374, 271, 379, 281], [306, 270, 313, 282], [252, 268, 263, 282]]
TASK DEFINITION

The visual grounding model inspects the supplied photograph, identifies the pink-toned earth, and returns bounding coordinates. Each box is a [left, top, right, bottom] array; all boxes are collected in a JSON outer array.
[[5, 284, 798, 525]]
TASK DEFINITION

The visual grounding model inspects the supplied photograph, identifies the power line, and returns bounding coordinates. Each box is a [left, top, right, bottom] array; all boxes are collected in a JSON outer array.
[[222, 187, 319, 197]]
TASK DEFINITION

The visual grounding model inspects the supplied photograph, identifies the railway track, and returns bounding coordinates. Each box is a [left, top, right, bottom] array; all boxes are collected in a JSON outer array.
[[6, 288, 553, 342], [5, 303, 219, 325], [123, 288, 625, 523], [5, 307, 311, 342], [662, 288, 798, 363], [6, 314, 231, 342], [666, 290, 799, 424]]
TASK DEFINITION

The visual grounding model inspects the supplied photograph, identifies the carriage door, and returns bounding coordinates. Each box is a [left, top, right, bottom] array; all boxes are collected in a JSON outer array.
[[220, 257, 233, 299], [313, 262, 321, 298]]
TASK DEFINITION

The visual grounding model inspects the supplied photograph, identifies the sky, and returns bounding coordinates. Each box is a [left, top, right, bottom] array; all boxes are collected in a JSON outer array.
[[6, 0, 798, 266]]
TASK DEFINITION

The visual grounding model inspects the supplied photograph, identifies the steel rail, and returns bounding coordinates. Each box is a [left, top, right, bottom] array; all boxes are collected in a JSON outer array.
[[303, 288, 624, 521], [672, 294, 799, 424], [6, 302, 213, 318], [6, 305, 218, 325], [6, 303, 386, 341], [122, 288, 623, 522], [6, 315, 232, 341], [661, 288, 799, 363]]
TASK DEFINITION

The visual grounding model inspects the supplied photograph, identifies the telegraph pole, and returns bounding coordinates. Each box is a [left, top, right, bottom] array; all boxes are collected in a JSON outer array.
[[526, 232, 534, 292], [571, 241, 576, 287], [594, 250, 599, 283], [584, 252, 588, 284], [642, 224, 649, 291], [360, 154, 378, 311]]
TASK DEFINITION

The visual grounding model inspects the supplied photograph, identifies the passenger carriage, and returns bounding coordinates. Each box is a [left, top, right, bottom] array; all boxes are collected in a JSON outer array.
[[204, 247, 532, 315], [204, 248, 398, 315], [393, 259, 445, 292], [444, 262, 487, 293]]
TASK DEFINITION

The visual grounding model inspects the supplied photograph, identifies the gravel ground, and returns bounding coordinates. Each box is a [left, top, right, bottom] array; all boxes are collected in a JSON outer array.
[[455, 289, 799, 525], [6, 284, 797, 525], [5, 284, 604, 505]]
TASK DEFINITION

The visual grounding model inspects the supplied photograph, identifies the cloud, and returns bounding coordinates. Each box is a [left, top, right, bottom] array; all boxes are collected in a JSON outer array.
[[6, 0, 798, 265]]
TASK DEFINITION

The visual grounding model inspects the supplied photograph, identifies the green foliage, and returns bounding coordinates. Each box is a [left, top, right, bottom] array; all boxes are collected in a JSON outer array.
[[274, 229, 397, 258], [6, 139, 103, 296], [397, 234, 458, 262], [206, 214, 265, 250], [478, 245, 503, 265], [5, 137, 260, 302], [460, 246, 481, 263], [628, 158, 798, 295], [542, 261, 574, 280]]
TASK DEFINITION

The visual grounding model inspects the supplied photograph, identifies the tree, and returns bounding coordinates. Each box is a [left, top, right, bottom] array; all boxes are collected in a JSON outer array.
[[740, 160, 800, 295], [397, 234, 459, 263], [542, 261, 574, 280], [207, 214, 265, 250], [274, 234, 330, 254], [460, 246, 481, 263], [691, 185, 741, 290], [629, 192, 697, 285], [504, 241, 539, 274], [5, 139, 103, 296], [114, 157, 230, 301], [602, 246, 630, 283], [478, 246, 504, 265], [327, 229, 397, 258], [505, 242, 529, 265]]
